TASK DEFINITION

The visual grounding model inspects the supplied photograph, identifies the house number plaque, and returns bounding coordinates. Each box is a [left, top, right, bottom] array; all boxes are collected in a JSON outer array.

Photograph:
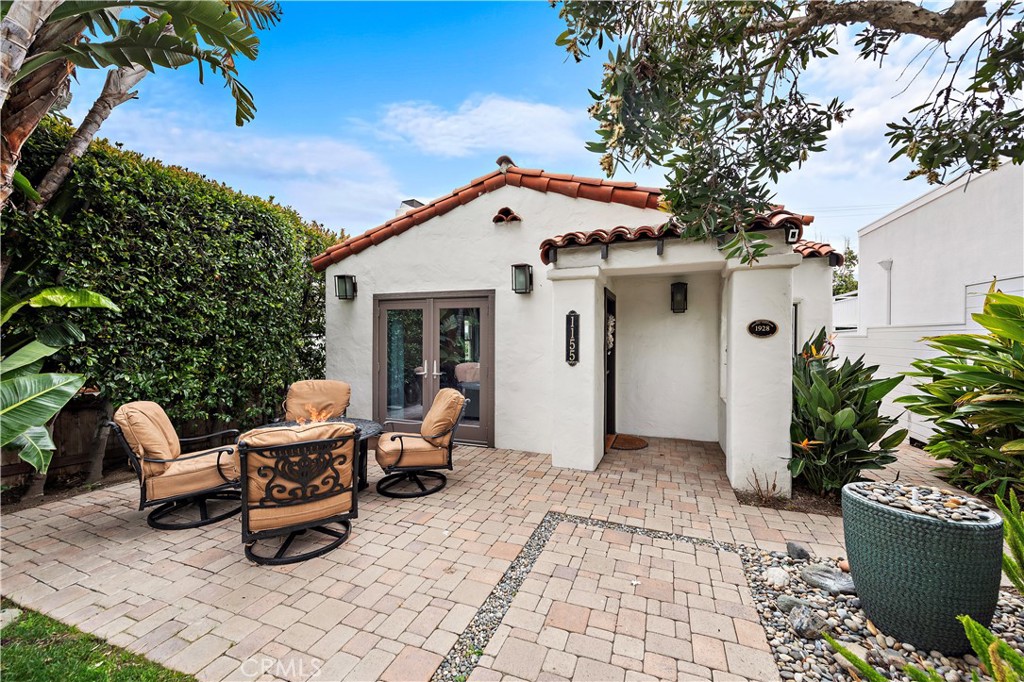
[[747, 319, 778, 338], [565, 311, 580, 366]]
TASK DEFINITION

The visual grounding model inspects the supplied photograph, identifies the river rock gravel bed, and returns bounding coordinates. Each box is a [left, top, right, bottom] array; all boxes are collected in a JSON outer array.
[[742, 547, 1024, 682]]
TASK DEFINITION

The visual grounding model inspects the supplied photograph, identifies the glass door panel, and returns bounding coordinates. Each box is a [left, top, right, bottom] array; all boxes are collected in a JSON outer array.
[[383, 306, 426, 427], [437, 306, 482, 430]]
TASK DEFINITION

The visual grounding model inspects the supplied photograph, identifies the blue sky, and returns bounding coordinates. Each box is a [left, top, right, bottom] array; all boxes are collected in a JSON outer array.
[[66, 1, 949, 249]]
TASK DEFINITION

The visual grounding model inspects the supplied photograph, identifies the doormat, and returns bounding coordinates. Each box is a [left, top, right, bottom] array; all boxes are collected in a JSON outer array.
[[609, 434, 648, 450]]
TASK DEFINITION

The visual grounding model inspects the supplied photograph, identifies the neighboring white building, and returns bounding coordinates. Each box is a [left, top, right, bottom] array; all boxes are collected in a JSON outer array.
[[314, 158, 844, 495], [833, 163, 1024, 443]]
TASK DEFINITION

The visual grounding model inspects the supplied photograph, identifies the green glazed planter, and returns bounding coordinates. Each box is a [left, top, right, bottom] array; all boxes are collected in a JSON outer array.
[[841, 482, 1003, 655]]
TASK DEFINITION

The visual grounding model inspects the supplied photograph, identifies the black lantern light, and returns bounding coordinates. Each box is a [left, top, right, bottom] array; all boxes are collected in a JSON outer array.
[[334, 274, 357, 300], [670, 281, 687, 313], [511, 263, 533, 294]]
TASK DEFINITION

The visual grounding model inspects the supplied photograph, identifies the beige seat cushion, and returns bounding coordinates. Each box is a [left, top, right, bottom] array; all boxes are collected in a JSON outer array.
[[375, 433, 449, 469], [284, 380, 351, 422], [114, 401, 180, 478], [454, 362, 480, 383], [146, 445, 239, 501], [420, 388, 466, 447], [239, 422, 356, 533]]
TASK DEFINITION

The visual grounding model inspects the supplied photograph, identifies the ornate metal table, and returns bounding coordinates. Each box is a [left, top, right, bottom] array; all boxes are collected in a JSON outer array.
[[260, 417, 383, 492]]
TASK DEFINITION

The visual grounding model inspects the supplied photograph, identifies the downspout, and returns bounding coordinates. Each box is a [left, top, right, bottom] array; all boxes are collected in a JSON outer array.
[[879, 259, 893, 325]]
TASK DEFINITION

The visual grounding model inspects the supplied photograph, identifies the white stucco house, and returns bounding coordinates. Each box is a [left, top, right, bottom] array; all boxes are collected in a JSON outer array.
[[313, 158, 844, 494], [833, 163, 1024, 443]]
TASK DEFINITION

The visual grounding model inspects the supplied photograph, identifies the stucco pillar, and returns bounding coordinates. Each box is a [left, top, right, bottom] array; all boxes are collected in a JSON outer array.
[[548, 266, 605, 470], [723, 254, 801, 496]]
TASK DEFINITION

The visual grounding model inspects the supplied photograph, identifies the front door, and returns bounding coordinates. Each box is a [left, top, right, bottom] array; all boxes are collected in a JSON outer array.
[[375, 293, 493, 445]]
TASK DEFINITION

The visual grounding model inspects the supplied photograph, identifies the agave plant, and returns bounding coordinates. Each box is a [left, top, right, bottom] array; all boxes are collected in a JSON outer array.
[[790, 328, 907, 495], [1, 270, 119, 472]]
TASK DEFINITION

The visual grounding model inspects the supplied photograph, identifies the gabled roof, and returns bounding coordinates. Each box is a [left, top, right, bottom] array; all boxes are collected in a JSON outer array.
[[538, 213, 832, 266], [311, 160, 663, 271]]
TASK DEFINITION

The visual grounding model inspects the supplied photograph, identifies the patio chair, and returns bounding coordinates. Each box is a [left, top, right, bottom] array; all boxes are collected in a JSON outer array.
[[237, 421, 360, 565], [110, 401, 240, 530], [283, 379, 351, 422], [375, 388, 467, 498]]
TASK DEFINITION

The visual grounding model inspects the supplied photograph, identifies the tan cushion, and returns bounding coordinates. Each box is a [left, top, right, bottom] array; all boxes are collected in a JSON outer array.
[[375, 433, 449, 469], [420, 388, 466, 446], [238, 422, 356, 533], [145, 445, 239, 501], [455, 362, 480, 383], [284, 380, 351, 422], [114, 401, 180, 478]]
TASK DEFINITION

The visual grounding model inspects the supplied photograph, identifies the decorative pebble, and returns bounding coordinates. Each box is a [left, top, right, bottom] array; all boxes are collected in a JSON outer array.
[[788, 541, 813, 560], [801, 564, 857, 595], [850, 482, 996, 523], [766, 567, 791, 588]]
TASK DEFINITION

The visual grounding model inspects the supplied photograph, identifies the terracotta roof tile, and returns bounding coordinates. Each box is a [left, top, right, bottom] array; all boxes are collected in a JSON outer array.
[[793, 239, 845, 266], [311, 161, 665, 271], [538, 213, 832, 266]]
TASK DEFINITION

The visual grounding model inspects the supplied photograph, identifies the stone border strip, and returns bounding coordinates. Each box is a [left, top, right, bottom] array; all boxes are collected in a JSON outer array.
[[431, 511, 743, 682]]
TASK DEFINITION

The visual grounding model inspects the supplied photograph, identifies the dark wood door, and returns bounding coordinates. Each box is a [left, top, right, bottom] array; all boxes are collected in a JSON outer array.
[[605, 288, 616, 436]]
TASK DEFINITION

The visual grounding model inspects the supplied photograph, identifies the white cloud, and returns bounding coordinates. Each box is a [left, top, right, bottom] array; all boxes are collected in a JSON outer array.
[[378, 95, 589, 159], [78, 102, 401, 232]]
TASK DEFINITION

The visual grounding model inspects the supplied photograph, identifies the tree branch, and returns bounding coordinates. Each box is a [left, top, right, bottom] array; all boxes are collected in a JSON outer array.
[[752, 0, 987, 42]]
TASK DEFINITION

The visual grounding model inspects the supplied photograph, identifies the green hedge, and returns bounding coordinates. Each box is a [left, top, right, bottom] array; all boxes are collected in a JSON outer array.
[[2, 122, 338, 426]]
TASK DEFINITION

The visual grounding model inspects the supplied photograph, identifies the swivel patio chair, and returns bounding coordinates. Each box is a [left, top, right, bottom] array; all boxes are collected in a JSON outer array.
[[110, 401, 240, 530], [283, 379, 351, 422], [375, 388, 467, 498], [237, 421, 360, 565]]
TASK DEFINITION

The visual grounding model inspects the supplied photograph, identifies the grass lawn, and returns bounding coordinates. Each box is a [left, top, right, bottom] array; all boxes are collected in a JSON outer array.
[[0, 598, 194, 682]]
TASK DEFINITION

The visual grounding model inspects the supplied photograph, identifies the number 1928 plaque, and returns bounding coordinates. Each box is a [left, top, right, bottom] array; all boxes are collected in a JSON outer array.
[[565, 311, 580, 366], [747, 319, 778, 338]]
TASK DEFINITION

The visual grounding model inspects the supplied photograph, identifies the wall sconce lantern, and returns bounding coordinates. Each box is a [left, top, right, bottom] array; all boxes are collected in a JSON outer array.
[[334, 274, 357, 300], [785, 224, 801, 244], [671, 281, 688, 313], [511, 263, 533, 294]]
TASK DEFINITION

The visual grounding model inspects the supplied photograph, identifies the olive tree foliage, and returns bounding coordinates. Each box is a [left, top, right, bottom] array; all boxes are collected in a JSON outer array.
[[556, 1, 1024, 262]]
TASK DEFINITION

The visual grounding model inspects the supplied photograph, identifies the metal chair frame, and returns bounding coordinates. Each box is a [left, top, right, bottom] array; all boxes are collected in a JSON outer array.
[[108, 421, 241, 530], [377, 400, 469, 499], [238, 431, 360, 565]]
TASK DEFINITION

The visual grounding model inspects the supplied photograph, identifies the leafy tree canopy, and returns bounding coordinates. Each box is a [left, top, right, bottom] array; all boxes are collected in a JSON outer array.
[[832, 240, 858, 296], [556, 1, 1024, 262]]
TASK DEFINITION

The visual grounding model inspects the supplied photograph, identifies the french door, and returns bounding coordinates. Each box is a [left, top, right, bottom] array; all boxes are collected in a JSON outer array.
[[374, 293, 494, 445]]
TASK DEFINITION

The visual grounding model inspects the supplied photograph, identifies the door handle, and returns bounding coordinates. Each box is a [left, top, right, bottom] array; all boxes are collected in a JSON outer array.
[[432, 360, 443, 378], [414, 363, 426, 376]]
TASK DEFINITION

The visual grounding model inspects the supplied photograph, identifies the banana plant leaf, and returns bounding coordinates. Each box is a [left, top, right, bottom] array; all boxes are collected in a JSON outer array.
[[11, 426, 57, 473], [0, 373, 86, 446]]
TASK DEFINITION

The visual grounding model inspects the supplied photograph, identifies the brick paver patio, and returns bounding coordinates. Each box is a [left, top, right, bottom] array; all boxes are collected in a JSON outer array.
[[0, 440, 956, 681]]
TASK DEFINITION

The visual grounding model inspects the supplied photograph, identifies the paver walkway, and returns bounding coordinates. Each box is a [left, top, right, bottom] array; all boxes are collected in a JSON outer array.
[[0, 441, 955, 681]]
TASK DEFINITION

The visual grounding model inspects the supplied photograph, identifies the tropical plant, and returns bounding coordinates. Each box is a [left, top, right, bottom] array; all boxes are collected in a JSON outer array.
[[555, 1, 1024, 262], [1, 276, 120, 473], [896, 286, 1024, 499], [825, 616, 1024, 682], [791, 328, 907, 495], [996, 490, 1024, 593], [0, 0, 275, 211], [3, 120, 337, 431]]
